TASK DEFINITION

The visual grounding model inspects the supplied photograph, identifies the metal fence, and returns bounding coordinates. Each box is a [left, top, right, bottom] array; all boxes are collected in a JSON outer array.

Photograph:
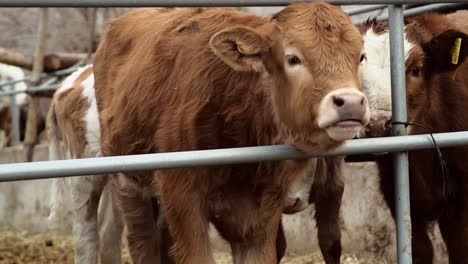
[[0, 1, 467, 263]]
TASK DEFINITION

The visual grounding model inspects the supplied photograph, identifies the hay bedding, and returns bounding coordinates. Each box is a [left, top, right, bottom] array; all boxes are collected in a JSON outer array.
[[0, 231, 375, 264]]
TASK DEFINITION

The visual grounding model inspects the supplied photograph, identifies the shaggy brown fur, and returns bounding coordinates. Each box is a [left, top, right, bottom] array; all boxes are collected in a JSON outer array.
[[93, 3, 364, 264], [363, 12, 468, 263]]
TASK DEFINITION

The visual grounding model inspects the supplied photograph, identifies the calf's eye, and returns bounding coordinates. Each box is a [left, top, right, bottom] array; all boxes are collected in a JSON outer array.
[[287, 55, 301, 66], [411, 67, 420, 77]]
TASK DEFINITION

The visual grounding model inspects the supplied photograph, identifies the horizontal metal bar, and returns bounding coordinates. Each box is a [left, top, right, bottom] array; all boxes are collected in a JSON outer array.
[[380, 3, 465, 20], [0, 85, 57, 97], [0, 78, 29, 88], [0, 131, 467, 182], [347, 4, 386, 15], [0, 0, 466, 7], [0, 66, 79, 89], [354, 3, 465, 24]]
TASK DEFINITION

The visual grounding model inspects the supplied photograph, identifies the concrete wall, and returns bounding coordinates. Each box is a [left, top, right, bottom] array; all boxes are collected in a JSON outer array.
[[0, 144, 448, 263]]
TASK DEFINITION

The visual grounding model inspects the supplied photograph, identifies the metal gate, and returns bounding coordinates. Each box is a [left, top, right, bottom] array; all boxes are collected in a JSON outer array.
[[0, 1, 467, 263]]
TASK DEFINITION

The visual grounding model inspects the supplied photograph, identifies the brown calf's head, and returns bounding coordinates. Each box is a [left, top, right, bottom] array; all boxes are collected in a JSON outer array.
[[210, 2, 370, 149], [360, 13, 468, 133]]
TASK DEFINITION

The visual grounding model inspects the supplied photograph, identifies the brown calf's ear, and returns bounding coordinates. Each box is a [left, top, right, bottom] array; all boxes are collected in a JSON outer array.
[[209, 26, 269, 72], [423, 30, 467, 74]]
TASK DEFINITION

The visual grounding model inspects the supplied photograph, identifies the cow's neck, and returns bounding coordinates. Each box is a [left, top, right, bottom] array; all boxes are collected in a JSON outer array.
[[415, 71, 468, 134]]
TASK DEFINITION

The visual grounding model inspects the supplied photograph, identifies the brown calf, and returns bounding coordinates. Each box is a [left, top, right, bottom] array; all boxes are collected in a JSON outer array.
[[94, 4, 368, 264], [360, 11, 468, 263]]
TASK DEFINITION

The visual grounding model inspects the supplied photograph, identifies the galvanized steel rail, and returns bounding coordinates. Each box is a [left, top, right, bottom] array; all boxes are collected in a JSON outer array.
[[0, 0, 466, 7], [353, 3, 467, 24], [388, 4, 412, 263], [0, 85, 57, 97], [346, 4, 387, 15], [1, 131, 468, 182]]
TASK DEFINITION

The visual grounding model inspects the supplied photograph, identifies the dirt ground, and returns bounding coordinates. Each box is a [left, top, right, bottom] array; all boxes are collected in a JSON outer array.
[[0, 231, 382, 264]]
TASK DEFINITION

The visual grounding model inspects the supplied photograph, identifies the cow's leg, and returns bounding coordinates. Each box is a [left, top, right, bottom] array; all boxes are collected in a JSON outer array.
[[229, 215, 281, 264], [311, 157, 344, 264], [439, 203, 468, 264], [377, 155, 435, 263], [70, 176, 105, 264], [159, 177, 214, 264], [112, 174, 160, 264], [276, 220, 287, 263], [156, 205, 175, 264], [409, 221, 433, 264], [98, 182, 124, 264], [230, 236, 278, 264], [314, 186, 343, 264]]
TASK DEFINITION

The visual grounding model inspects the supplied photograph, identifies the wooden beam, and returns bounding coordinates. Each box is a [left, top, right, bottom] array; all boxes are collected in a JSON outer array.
[[24, 8, 49, 162], [0, 47, 89, 72]]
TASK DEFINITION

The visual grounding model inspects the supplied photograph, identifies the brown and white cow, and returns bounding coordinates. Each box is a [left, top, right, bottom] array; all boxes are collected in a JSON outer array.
[[47, 65, 124, 264], [359, 11, 468, 263], [0, 63, 43, 148], [93, 4, 369, 264]]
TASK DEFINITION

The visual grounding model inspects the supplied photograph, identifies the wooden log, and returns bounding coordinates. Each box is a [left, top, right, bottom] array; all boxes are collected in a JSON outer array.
[[43, 52, 89, 71], [24, 8, 49, 162], [0, 47, 32, 70], [0, 47, 89, 72]]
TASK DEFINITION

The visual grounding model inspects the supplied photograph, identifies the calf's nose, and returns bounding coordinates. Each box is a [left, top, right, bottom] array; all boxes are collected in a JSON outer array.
[[333, 93, 367, 122], [283, 197, 306, 214]]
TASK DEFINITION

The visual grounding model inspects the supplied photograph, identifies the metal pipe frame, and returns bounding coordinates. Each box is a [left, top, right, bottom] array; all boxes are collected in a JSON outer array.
[[353, 3, 465, 24], [0, 85, 57, 97], [0, 131, 468, 182], [9, 93, 20, 145], [0, 0, 466, 7], [0, 3, 464, 264], [346, 4, 387, 15], [388, 4, 412, 263], [378, 3, 464, 20], [0, 65, 81, 90]]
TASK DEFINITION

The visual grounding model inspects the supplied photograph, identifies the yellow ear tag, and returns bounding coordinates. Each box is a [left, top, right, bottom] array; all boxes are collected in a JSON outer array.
[[450, 38, 462, 80], [237, 45, 247, 55], [451, 38, 462, 64]]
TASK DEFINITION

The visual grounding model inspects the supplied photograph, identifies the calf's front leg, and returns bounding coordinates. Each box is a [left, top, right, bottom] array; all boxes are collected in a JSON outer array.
[[70, 175, 106, 264], [159, 172, 214, 264], [111, 173, 161, 264], [230, 213, 282, 264], [98, 182, 124, 264], [311, 157, 344, 264]]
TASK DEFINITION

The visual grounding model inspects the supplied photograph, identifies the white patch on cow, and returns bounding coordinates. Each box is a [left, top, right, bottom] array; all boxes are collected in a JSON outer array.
[[360, 27, 415, 114], [80, 71, 101, 157], [56, 65, 93, 95], [0, 63, 28, 106]]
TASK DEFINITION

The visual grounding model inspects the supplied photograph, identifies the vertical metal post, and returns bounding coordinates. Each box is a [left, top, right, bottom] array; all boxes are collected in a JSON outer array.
[[9, 90, 20, 145], [388, 5, 412, 263]]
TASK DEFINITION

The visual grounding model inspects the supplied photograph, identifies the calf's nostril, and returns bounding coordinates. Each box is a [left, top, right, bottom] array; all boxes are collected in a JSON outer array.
[[293, 197, 300, 207], [360, 97, 365, 105], [287, 197, 301, 209], [333, 96, 345, 107]]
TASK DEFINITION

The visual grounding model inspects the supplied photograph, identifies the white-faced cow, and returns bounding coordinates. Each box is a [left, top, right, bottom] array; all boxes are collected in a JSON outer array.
[[46, 65, 124, 264], [360, 11, 468, 263], [0, 63, 31, 147], [93, 4, 369, 264]]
